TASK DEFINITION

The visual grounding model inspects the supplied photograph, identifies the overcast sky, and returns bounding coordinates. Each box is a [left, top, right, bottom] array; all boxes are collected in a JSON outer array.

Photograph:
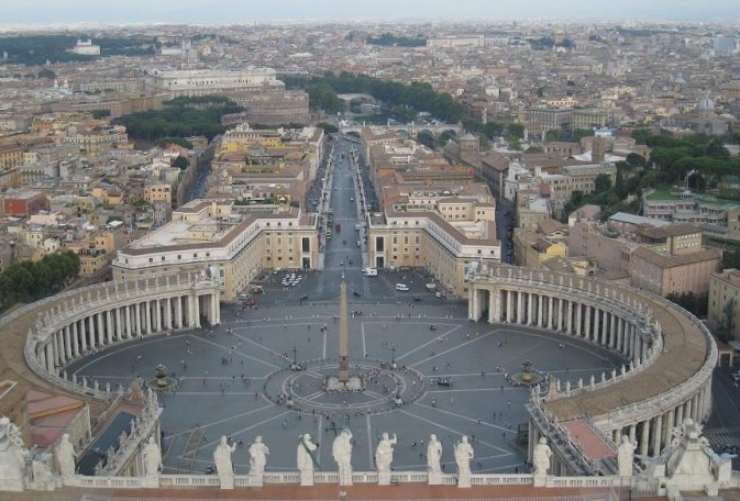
[[2, 0, 739, 25]]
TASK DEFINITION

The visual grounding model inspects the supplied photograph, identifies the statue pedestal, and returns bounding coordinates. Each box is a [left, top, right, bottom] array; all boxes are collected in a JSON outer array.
[[378, 471, 391, 486], [300, 470, 314, 486], [250, 473, 264, 487], [219, 474, 234, 490], [458, 472, 471, 488], [428, 471, 443, 485], [533, 474, 548, 488], [142, 476, 160, 488]]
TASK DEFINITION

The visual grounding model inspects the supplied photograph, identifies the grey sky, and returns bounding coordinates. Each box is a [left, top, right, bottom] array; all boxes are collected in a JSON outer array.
[[2, 0, 739, 25]]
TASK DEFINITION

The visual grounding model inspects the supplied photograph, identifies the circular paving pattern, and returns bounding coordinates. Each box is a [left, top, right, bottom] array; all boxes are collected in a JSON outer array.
[[263, 358, 426, 416]]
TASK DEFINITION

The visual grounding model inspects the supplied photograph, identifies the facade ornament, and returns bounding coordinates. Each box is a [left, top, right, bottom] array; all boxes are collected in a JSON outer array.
[[332, 429, 353, 486], [618, 435, 636, 477], [54, 433, 76, 482], [454, 435, 474, 488], [248, 436, 269, 486], [213, 436, 237, 489], [142, 437, 162, 486], [533, 437, 552, 486], [297, 433, 318, 486], [29, 452, 58, 491], [0, 416, 29, 492], [427, 434, 443, 485], [375, 432, 397, 485]]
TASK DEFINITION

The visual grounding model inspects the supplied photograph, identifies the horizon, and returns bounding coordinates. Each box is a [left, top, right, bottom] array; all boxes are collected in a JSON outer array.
[[1, 0, 740, 27]]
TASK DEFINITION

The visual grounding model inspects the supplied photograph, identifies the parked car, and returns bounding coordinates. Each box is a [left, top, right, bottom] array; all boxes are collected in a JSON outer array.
[[395, 283, 409, 292]]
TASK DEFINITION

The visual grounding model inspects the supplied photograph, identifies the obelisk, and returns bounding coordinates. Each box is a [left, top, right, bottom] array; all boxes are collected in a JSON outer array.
[[338, 279, 350, 383]]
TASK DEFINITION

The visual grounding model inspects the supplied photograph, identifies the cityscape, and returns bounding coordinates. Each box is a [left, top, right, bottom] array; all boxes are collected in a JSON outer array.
[[0, 3, 739, 500]]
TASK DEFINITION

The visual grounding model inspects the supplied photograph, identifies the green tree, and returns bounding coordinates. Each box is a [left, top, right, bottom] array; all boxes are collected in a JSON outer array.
[[172, 156, 189, 170], [594, 173, 612, 193]]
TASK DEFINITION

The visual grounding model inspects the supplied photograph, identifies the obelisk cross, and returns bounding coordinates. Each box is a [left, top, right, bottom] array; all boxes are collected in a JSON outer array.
[[338, 277, 350, 383]]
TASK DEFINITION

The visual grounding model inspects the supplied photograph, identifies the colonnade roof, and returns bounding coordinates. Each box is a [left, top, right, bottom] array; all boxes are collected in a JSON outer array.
[[544, 293, 709, 421]]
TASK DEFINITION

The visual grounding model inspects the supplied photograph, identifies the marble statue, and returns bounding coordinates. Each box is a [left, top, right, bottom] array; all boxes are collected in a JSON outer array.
[[54, 433, 76, 481], [143, 437, 162, 482], [375, 432, 397, 485], [0, 417, 28, 492], [332, 429, 353, 486], [427, 434, 443, 485], [30, 452, 57, 491], [248, 436, 270, 486], [454, 435, 474, 488], [533, 437, 552, 485], [297, 433, 319, 486], [618, 435, 636, 477], [213, 436, 237, 489]]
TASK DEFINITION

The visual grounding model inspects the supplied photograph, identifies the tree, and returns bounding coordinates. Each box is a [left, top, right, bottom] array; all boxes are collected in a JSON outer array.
[[416, 130, 436, 149], [594, 173, 612, 193], [172, 156, 189, 170], [626, 153, 646, 168], [37, 68, 56, 79]]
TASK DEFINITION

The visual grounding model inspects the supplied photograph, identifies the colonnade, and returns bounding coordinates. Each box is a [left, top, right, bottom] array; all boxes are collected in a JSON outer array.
[[33, 288, 220, 378], [466, 265, 715, 472], [469, 287, 650, 365]]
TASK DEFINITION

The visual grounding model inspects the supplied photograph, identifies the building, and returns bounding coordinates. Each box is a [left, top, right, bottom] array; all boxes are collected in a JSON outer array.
[[2, 191, 49, 217], [69, 39, 101, 56], [708, 269, 740, 341], [538, 163, 617, 214], [628, 246, 721, 297], [113, 199, 319, 301], [426, 35, 484, 49], [144, 183, 173, 206], [148, 68, 280, 94], [642, 189, 740, 227]]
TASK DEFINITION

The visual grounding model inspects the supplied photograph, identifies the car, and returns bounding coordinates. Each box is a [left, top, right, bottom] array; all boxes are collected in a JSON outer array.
[[353, 291, 361, 297], [364, 268, 378, 277], [395, 283, 409, 292], [425, 282, 436, 290]]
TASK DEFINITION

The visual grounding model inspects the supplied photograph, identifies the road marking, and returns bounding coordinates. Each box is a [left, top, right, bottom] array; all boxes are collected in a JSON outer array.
[[361, 322, 367, 358], [201, 411, 291, 449], [191, 336, 280, 370], [72, 334, 183, 374], [425, 387, 521, 393], [169, 403, 275, 438], [414, 401, 516, 435], [396, 324, 463, 361], [410, 331, 496, 368], [399, 408, 512, 455]]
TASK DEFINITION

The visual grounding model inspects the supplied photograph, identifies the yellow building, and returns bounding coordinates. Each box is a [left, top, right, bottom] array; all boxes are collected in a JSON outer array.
[[144, 183, 173, 205]]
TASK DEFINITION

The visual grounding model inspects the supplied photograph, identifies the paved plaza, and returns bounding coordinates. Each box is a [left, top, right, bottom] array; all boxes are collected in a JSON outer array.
[[69, 295, 621, 475], [66, 137, 625, 475]]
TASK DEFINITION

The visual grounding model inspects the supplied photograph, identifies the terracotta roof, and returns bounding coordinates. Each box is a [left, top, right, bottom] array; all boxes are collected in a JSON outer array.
[[631, 247, 722, 269], [638, 223, 702, 240]]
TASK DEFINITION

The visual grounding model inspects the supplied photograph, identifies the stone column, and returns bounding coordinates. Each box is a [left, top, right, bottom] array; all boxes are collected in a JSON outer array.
[[559, 299, 565, 332], [566, 300, 573, 334], [135, 303, 141, 336], [584, 305, 591, 340], [156, 299, 163, 332], [97, 312, 105, 346], [629, 424, 637, 444], [45, 342, 54, 373], [115, 308, 122, 341], [687, 396, 695, 422], [72, 322, 80, 357], [87, 315, 95, 349], [652, 414, 663, 457], [575, 303, 582, 336], [80, 318, 88, 352], [105, 310, 113, 344], [468, 286, 476, 321], [675, 402, 684, 427], [504, 290, 512, 323], [125, 305, 133, 338], [64, 326, 72, 360], [528, 292, 535, 326], [664, 408, 674, 447], [548, 296, 555, 330], [144, 300, 151, 334], [593, 309, 600, 343], [174, 296, 183, 329], [640, 420, 650, 456], [538, 295, 545, 328], [165, 297, 172, 330], [517, 291, 524, 324]]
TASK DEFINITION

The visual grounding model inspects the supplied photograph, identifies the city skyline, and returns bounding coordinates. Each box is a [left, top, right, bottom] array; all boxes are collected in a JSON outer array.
[[2, 0, 740, 26]]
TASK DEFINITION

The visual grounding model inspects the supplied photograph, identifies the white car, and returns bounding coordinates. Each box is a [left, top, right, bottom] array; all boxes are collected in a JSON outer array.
[[364, 268, 378, 277], [425, 283, 436, 290], [395, 283, 409, 291]]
